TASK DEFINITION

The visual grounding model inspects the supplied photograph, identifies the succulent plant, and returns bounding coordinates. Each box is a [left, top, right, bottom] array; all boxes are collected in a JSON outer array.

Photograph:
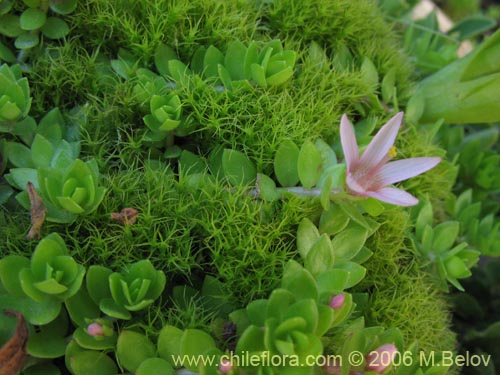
[[0, 232, 85, 325], [143, 93, 182, 142], [412, 201, 480, 291], [0, 64, 31, 129], [86, 260, 166, 320], [228, 260, 354, 374]]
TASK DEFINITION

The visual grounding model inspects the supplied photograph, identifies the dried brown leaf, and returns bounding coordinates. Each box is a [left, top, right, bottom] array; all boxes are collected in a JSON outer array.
[[26, 182, 46, 240], [0, 310, 28, 375], [111, 207, 139, 225]]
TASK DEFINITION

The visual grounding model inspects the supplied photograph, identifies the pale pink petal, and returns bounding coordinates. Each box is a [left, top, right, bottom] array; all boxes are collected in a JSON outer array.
[[359, 112, 403, 170], [346, 173, 367, 195], [366, 187, 419, 206], [340, 114, 359, 170], [375, 157, 441, 186]]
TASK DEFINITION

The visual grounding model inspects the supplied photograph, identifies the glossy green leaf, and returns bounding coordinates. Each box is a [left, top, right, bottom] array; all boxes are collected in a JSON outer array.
[[319, 205, 350, 236], [297, 218, 320, 259], [0, 294, 61, 325], [15, 32, 39, 49], [117, 330, 156, 372], [266, 67, 293, 86], [0, 41, 16, 63], [315, 269, 350, 295], [73, 327, 117, 350], [224, 40, 247, 80], [0, 15, 23, 37], [297, 140, 322, 189], [180, 329, 216, 372], [274, 140, 299, 187], [136, 358, 175, 375], [32, 134, 55, 168], [0, 255, 29, 297], [416, 201, 433, 240], [305, 235, 334, 275], [256, 173, 280, 202], [5, 141, 33, 168], [331, 224, 368, 260], [333, 261, 366, 288], [432, 221, 459, 252], [68, 350, 118, 375], [250, 63, 267, 87], [20, 8, 46, 31], [41, 17, 70, 39], [86, 265, 112, 304], [155, 43, 178, 77], [158, 325, 184, 364], [65, 284, 100, 326], [282, 263, 318, 301], [246, 299, 268, 326], [221, 149, 256, 185], [99, 298, 131, 320], [49, 0, 77, 15], [360, 57, 379, 88]]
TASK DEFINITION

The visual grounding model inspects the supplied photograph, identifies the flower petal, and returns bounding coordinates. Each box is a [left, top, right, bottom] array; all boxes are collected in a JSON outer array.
[[359, 112, 403, 170], [375, 157, 441, 186], [340, 114, 359, 170], [366, 187, 419, 206]]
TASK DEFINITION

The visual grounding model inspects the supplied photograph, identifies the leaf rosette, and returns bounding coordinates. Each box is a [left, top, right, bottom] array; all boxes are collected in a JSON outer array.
[[37, 158, 106, 222], [0, 233, 85, 304], [143, 93, 182, 141], [87, 260, 166, 320]]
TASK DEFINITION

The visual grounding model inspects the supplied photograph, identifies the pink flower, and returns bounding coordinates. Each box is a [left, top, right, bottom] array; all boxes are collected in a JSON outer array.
[[365, 344, 398, 374], [340, 112, 441, 206], [329, 294, 345, 309], [87, 322, 104, 337], [219, 358, 233, 374]]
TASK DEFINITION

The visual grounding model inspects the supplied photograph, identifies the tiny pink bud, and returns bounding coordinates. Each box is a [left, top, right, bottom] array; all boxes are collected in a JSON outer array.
[[87, 322, 104, 337], [329, 294, 345, 309], [365, 344, 398, 374], [219, 358, 233, 374]]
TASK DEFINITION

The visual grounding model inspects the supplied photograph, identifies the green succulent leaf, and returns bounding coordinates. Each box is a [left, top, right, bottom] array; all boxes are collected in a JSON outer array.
[[157, 325, 184, 365], [179, 329, 217, 372], [333, 261, 366, 288], [221, 149, 256, 186], [136, 358, 175, 375], [432, 221, 460, 253], [68, 350, 118, 375], [224, 40, 247, 80], [86, 265, 113, 305], [41, 17, 70, 39], [155, 43, 178, 77], [331, 223, 368, 260], [15, 31, 39, 49], [0, 255, 30, 297], [305, 234, 335, 275], [49, 0, 78, 15], [20, 8, 47, 31], [319, 205, 350, 236], [297, 140, 322, 189], [274, 140, 300, 187], [282, 262, 318, 301], [117, 330, 156, 373], [0, 15, 23, 37]]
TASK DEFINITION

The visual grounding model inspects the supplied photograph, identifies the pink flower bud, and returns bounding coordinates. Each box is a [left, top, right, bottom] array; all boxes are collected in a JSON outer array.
[[87, 322, 104, 337], [329, 294, 345, 309], [219, 358, 233, 374], [365, 344, 398, 374]]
